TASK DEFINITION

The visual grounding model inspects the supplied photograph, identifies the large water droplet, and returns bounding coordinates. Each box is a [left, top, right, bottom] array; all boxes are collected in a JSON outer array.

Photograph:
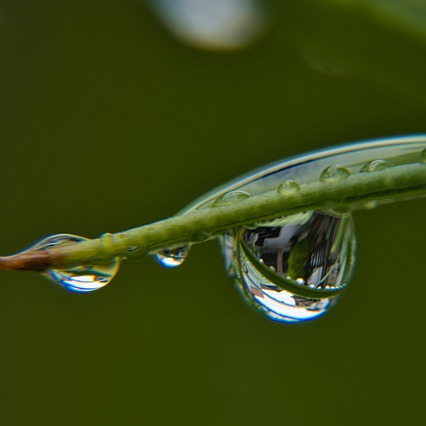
[[222, 212, 356, 323], [320, 165, 351, 182], [420, 148, 426, 163], [360, 159, 392, 172], [31, 234, 120, 293], [155, 246, 190, 268]]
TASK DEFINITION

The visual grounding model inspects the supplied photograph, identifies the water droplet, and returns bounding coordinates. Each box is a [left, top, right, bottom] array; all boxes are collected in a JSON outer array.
[[213, 190, 250, 207], [277, 180, 300, 194], [30, 234, 120, 293], [320, 165, 351, 182], [420, 148, 426, 163], [222, 212, 356, 323], [155, 246, 190, 268], [360, 159, 392, 173]]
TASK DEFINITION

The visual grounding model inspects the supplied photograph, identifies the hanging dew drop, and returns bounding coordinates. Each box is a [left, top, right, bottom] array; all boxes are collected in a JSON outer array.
[[320, 164, 351, 182], [155, 246, 190, 268], [360, 159, 392, 172], [29, 234, 120, 293], [221, 212, 356, 323]]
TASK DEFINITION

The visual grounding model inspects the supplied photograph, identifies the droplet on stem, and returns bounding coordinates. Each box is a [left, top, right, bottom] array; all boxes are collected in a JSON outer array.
[[277, 180, 300, 194], [360, 159, 392, 172], [30, 234, 120, 293], [213, 190, 250, 207], [320, 165, 351, 182], [155, 246, 190, 268]]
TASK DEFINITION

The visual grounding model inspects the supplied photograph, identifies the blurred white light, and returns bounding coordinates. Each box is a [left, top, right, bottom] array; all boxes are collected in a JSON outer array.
[[150, 0, 267, 50]]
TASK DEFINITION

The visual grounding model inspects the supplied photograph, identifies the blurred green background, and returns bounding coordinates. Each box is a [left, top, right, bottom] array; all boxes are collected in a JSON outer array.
[[1, 1, 426, 425]]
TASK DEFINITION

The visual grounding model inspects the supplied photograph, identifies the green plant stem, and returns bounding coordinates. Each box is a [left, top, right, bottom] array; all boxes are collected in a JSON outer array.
[[1, 162, 426, 272]]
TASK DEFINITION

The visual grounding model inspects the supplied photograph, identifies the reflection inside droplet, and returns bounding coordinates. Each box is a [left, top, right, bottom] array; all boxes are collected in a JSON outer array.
[[223, 211, 356, 323], [30, 234, 120, 293], [155, 246, 190, 268], [150, 0, 267, 50]]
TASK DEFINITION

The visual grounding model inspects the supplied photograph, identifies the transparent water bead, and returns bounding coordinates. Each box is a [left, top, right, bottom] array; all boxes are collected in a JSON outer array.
[[320, 165, 351, 182], [30, 234, 119, 293], [155, 246, 189, 268], [213, 190, 250, 207], [360, 159, 392, 172], [277, 180, 300, 194], [177, 135, 426, 321], [222, 212, 356, 323]]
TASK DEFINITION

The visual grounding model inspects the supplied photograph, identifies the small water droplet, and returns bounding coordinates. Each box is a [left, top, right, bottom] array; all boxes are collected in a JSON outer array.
[[420, 148, 426, 163], [277, 180, 300, 194], [213, 190, 250, 207], [155, 246, 190, 268], [222, 212, 356, 323], [320, 165, 351, 182], [360, 159, 392, 172], [30, 234, 120, 293]]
